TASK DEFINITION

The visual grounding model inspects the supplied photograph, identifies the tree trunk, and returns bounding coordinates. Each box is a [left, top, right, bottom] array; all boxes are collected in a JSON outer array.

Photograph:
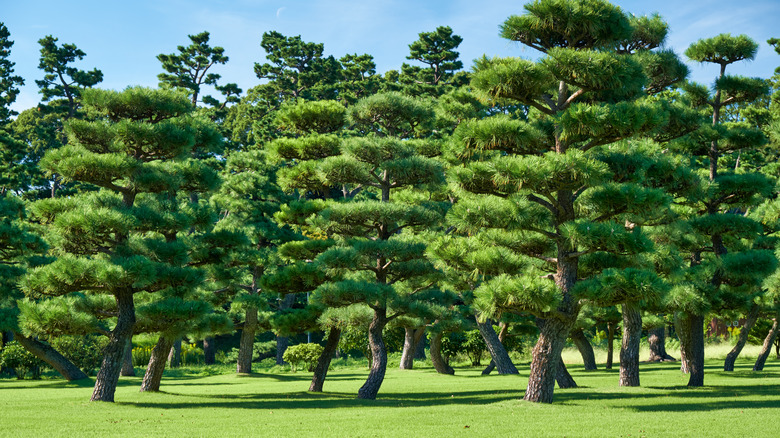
[[675, 314, 690, 373], [168, 338, 182, 368], [648, 325, 675, 362], [203, 337, 215, 365], [13, 332, 88, 381], [140, 336, 173, 392], [524, 317, 572, 403], [605, 321, 616, 370], [482, 322, 510, 375], [399, 327, 425, 370], [120, 338, 135, 377], [476, 317, 518, 375], [429, 331, 454, 375], [678, 312, 705, 386], [414, 330, 426, 360], [556, 358, 577, 389], [91, 290, 136, 402], [309, 327, 341, 392], [570, 328, 597, 371], [275, 294, 296, 365], [619, 302, 642, 387], [358, 309, 389, 400], [753, 317, 779, 371], [724, 304, 759, 371], [237, 308, 258, 373]]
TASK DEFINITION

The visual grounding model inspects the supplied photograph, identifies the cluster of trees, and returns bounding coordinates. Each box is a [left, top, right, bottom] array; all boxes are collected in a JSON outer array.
[[2, 0, 780, 404]]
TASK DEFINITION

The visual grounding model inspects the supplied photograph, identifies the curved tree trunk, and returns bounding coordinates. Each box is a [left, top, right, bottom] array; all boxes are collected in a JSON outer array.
[[482, 322, 509, 375], [678, 312, 705, 386], [13, 332, 88, 381], [399, 327, 425, 370], [309, 327, 341, 392], [753, 317, 779, 371], [724, 304, 759, 371], [237, 306, 258, 373], [619, 302, 642, 387], [120, 338, 135, 377], [358, 309, 388, 400], [571, 328, 597, 371], [523, 317, 573, 403], [414, 330, 426, 360], [168, 338, 182, 368], [675, 314, 690, 374], [476, 318, 518, 375], [605, 321, 616, 370], [429, 331, 454, 375], [648, 325, 675, 362], [140, 336, 173, 392], [203, 337, 216, 365], [556, 358, 577, 389], [91, 290, 136, 402]]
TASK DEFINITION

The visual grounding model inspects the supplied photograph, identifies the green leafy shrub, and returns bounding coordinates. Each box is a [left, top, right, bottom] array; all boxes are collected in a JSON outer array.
[[50, 335, 108, 376], [0, 341, 45, 379], [463, 330, 486, 366], [283, 343, 323, 372]]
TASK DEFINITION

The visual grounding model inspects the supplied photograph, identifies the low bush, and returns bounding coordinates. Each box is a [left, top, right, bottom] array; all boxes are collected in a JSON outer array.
[[0, 341, 45, 379], [283, 343, 323, 372], [50, 335, 108, 376]]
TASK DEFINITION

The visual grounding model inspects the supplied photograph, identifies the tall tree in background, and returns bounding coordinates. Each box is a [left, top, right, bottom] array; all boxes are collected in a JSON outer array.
[[157, 31, 241, 109], [668, 34, 776, 386], [36, 36, 103, 120], [22, 87, 219, 402], [0, 23, 24, 125]]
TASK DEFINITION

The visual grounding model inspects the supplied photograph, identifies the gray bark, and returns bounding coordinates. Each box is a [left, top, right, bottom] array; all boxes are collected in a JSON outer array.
[[619, 302, 642, 387], [571, 328, 597, 371], [724, 304, 759, 371], [753, 317, 779, 371], [476, 318, 518, 375], [120, 338, 135, 377]]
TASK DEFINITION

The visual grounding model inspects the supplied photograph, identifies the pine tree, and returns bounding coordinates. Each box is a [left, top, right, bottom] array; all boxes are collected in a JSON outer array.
[[666, 33, 776, 385], [449, 0, 695, 402], [21, 87, 220, 402], [0, 22, 24, 125]]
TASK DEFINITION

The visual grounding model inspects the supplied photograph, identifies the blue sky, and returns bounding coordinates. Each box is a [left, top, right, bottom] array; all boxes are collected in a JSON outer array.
[[4, 0, 780, 113]]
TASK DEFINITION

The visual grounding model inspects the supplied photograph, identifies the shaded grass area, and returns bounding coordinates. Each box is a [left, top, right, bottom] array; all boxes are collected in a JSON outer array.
[[1, 357, 779, 437]]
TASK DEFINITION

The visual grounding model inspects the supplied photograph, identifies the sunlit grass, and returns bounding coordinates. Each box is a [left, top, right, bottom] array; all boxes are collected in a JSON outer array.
[[1, 347, 778, 437]]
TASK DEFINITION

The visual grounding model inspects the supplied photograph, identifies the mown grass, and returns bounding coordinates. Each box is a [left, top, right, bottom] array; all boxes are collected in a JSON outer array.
[[1, 349, 778, 438]]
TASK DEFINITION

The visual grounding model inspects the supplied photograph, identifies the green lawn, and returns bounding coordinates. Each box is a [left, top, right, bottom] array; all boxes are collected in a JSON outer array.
[[1, 356, 778, 437]]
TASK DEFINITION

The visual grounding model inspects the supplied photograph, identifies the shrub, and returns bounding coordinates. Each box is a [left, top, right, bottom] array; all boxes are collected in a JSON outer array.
[[50, 335, 108, 376], [0, 341, 45, 379], [283, 343, 323, 372], [463, 330, 486, 366]]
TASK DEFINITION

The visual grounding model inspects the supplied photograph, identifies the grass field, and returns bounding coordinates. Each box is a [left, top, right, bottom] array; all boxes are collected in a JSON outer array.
[[1, 345, 778, 438]]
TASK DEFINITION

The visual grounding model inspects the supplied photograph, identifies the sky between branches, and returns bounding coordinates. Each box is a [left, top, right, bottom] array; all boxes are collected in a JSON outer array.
[[4, 0, 779, 113]]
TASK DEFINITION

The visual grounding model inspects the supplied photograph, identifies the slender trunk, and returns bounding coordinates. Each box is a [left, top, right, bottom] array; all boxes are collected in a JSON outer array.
[[619, 302, 642, 387], [724, 304, 760, 371], [429, 331, 454, 375], [482, 322, 509, 375], [120, 338, 135, 377], [556, 358, 577, 389], [358, 309, 389, 400], [203, 337, 215, 365], [476, 317, 518, 375], [524, 317, 573, 403], [276, 293, 296, 365], [13, 332, 88, 381], [678, 312, 705, 386], [168, 338, 182, 368], [399, 327, 425, 369], [309, 327, 341, 392], [236, 308, 258, 373], [675, 314, 690, 373], [571, 329, 597, 371], [414, 330, 426, 360], [140, 336, 174, 392], [753, 317, 779, 371], [648, 325, 675, 362], [91, 290, 136, 402], [605, 321, 616, 370]]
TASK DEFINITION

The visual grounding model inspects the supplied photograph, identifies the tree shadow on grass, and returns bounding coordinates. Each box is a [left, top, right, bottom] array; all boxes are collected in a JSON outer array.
[[120, 388, 527, 410]]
